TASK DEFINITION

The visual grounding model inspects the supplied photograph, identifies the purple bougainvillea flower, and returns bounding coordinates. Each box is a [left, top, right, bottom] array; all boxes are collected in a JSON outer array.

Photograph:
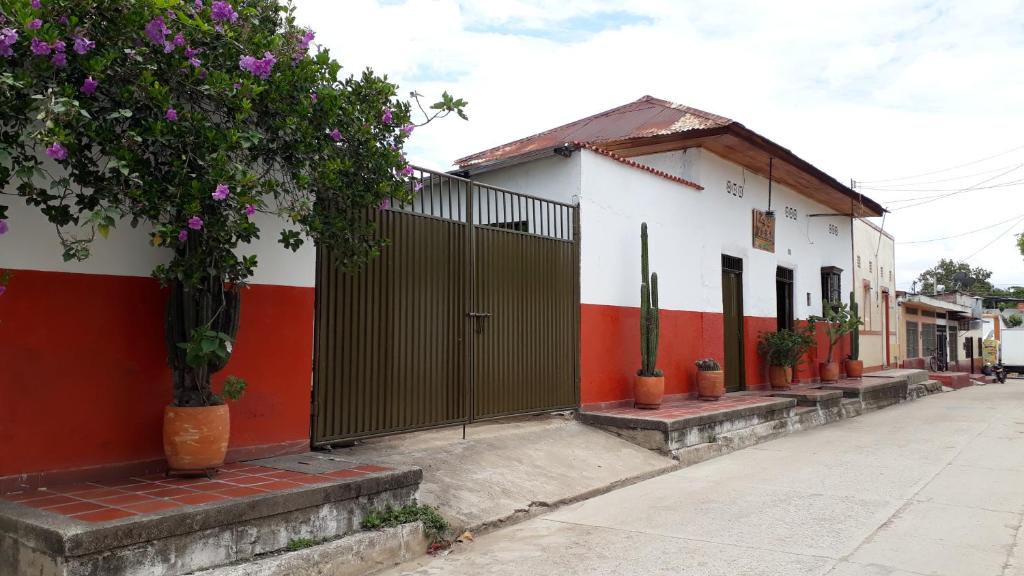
[[232, 82, 241, 90], [52, 39, 65, 53], [81, 76, 98, 95], [187, 216, 203, 230], [166, 9, 177, 19], [211, 1, 238, 24], [144, 17, 168, 45], [31, 0, 41, 9], [400, 165, 414, 178], [165, 108, 177, 121], [377, 198, 391, 212], [381, 108, 393, 124], [194, 0, 204, 10], [50, 51, 66, 67], [57, 16, 68, 25], [0, 219, 8, 235], [28, 19, 42, 30], [177, 229, 188, 242], [173, 32, 185, 47], [30, 37, 50, 55], [212, 183, 229, 200], [402, 123, 414, 136], [73, 35, 95, 54], [414, 181, 424, 192], [0, 28, 17, 57], [309, 91, 317, 103], [238, 51, 276, 80], [46, 142, 67, 160], [244, 204, 256, 217], [0, 285, 6, 297], [329, 128, 342, 142]]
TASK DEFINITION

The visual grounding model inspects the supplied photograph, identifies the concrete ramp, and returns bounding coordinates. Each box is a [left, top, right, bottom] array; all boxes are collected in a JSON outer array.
[[328, 414, 678, 533]]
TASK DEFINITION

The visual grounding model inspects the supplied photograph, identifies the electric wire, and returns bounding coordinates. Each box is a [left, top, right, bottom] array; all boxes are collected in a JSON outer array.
[[897, 213, 1024, 244], [858, 143, 1024, 184], [962, 215, 1024, 260], [887, 163, 1024, 212]]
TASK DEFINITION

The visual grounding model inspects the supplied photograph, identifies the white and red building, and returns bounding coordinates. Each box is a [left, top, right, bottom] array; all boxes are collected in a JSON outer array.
[[455, 96, 885, 405]]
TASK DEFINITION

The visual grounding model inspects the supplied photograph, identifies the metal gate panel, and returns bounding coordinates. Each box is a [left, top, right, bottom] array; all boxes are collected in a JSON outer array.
[[313, 173, 469, 445], [472, 224, 578, 418]]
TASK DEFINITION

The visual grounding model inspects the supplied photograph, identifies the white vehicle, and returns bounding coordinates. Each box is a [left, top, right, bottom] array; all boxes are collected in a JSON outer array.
[[1001, 328, 1024, 371]]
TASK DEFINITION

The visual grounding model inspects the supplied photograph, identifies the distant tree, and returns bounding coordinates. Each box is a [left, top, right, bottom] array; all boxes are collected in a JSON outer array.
[[916, 259, 994, 294], [1008, 314, 1023, 328], [1018, 232, 1024, 261]]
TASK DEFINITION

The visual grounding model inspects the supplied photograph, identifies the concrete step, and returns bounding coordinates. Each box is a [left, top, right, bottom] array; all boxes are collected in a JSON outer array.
[[864, 368, 929, 386], [770, 388, 843, 409], [931, 372, 972, 389], [0, 464, 421, 576]]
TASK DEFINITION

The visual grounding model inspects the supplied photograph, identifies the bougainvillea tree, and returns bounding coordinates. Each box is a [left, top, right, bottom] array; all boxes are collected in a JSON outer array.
[[0, 0, 466, 406]]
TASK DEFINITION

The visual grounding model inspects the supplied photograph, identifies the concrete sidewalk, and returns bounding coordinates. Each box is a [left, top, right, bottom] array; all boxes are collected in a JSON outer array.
[[380, 381, 1024, 576], [331, 413, 679, 533]]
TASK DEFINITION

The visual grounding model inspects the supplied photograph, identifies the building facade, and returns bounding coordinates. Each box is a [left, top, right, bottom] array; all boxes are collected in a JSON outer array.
[[457, 96, 884, 405], [852, 218, 898, 371], [897, 291, 983, 372]]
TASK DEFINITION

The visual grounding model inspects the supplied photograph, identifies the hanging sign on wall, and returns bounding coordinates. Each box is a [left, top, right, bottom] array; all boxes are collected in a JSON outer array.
[[752, 209, 775, 253]]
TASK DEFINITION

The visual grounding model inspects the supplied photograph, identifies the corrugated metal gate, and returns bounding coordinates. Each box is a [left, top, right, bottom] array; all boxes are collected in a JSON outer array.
[[312, 167, 579, 445]]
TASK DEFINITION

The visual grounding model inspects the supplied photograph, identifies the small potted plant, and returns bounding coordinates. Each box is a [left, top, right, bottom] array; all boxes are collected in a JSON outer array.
[[635, 223, 664, 409], [845, 291, 864, 378], [695, 358, 724, 400], [758, 330, 798, 389], [810, 298, 862, 382]]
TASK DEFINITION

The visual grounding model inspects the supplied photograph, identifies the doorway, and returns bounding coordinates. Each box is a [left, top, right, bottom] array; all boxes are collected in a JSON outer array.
[[776, 267, 794, 332], [882, 290, 891, 367], [722, 255, 745, 392]]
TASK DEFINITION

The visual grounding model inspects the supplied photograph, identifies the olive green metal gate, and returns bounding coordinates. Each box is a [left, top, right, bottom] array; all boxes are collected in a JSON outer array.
[[312, 167, 579, 445]]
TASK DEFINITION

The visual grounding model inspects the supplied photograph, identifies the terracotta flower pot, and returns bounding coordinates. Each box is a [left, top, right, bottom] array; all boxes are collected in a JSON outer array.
[[819, 361, 840, 382], [845, 359, 864, 378], [634, 375, 665, 409], [769, 365, 793, 390], [697, 370, 725, 400], [163, 404, 230, 472]]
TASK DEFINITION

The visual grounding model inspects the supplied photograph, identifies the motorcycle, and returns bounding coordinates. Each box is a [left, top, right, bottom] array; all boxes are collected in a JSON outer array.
[[983, 362, 1007, 383]]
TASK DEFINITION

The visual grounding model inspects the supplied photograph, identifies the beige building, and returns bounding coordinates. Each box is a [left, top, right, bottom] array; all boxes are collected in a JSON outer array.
[[853, 219, 898, 370]]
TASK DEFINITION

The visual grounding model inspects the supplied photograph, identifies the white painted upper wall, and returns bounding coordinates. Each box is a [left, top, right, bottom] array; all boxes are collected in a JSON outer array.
[[472, 153, 580, 205], [2, 176, 315, 287], [580, 148, 852, 317], [853, 219, 896, 329]]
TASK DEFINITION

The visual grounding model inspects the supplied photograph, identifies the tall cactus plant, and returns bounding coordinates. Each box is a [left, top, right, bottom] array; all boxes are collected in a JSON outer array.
[[639, 223, 662, 377], [848, 290, 860, 361]]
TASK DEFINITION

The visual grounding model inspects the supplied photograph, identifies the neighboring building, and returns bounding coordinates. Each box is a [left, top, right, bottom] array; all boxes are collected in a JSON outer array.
[[456, 95, 885, 404], [852, 218, 897, 371], [897, 291, 983, 372]]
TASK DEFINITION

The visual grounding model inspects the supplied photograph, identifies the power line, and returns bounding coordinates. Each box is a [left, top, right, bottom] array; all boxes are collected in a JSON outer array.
[[897, 213, 1024, 244], [855, 161, 1024, 188], [858, 143, 1024, 184], [862, 178, 1024, 195], [888, 163, 1024, 212], [962, 215, 1024, 260]]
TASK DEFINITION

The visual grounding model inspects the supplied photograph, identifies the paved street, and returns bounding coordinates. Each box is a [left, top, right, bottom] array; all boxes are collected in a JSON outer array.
[[383, 382, 1024, 576]]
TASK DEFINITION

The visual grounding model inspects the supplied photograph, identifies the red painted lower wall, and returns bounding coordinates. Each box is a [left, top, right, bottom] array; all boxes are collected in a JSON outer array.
[[0, 269, 313, 480], [580, 304, 848, 404]]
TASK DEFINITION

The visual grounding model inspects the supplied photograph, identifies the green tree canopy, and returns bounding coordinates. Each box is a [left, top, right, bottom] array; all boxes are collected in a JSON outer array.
[[915, 259, 993, 294]]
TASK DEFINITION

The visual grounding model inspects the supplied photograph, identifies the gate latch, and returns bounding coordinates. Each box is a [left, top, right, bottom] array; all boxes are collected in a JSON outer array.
[[467, 312, 492, 334]]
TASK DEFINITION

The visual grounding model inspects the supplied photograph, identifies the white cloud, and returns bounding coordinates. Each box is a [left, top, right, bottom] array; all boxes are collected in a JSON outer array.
[[293, 0, 1024, 288]]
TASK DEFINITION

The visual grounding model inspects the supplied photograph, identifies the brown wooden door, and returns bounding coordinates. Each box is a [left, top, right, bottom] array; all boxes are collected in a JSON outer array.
[[722, 256, 745, 392]]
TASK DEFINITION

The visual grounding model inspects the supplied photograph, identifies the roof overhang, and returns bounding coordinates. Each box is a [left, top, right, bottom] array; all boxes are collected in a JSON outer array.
[[902, 294, 976, 317], [599, 124, 884, 218], [457, 123, 883, 218]]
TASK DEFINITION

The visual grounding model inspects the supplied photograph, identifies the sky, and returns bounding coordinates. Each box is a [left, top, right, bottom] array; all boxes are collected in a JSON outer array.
[[293, 0, 1024, 291]]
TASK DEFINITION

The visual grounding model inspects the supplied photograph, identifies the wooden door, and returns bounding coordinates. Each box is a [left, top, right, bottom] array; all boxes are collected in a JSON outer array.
[[722, 255, 745, 392]]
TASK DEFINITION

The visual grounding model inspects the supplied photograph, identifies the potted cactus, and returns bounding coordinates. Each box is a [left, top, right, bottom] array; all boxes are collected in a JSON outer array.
[[810, 298, 863, 382], [845, 291, 864, 378], [635, 223, 664, 409], [695, 358, 725, 400]]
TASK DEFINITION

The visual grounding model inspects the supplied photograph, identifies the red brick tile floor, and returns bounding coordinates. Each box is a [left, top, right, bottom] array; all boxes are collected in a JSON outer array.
[[0, 462, 391, 523], [583, 395, 785, 422]]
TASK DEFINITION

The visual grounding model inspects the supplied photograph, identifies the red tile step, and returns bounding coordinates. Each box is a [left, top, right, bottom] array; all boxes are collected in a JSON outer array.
[[0, 461, 395, 523]]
